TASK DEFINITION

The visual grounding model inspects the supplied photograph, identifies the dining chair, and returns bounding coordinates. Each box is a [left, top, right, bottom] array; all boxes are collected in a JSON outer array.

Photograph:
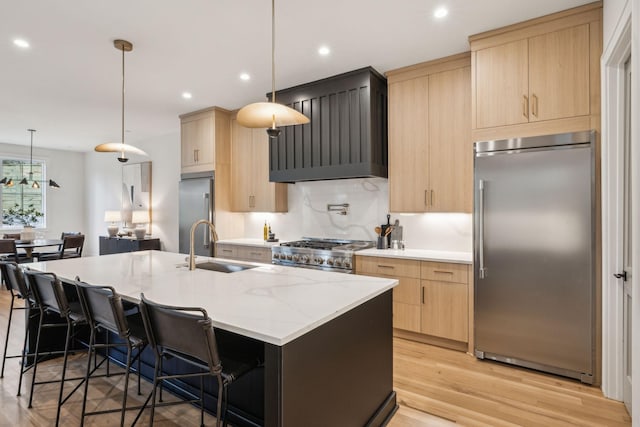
[[22, 270, 88, 426], [138, 293, 261, 427], [0, 238, 32, 263], [36, 234, 85, 261], [74, 279, 148, 427]]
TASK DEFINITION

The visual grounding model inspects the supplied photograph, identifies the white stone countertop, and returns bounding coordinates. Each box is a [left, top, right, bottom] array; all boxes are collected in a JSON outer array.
[[216, 238, 281, 247], [356, 248, 472, 264], [29, 251, 397, 346]]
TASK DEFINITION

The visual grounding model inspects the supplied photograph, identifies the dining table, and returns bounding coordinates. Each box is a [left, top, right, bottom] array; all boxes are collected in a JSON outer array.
[[15, 239, 63, 258]]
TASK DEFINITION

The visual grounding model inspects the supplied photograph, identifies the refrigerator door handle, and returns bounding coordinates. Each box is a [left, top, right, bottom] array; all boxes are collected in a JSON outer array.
[[203, 193, 210, 248], [478, 180, 487, 279]]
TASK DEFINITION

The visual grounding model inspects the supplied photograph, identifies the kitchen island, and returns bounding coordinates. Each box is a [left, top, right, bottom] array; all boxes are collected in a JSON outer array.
[[29, 250, 398, 426]]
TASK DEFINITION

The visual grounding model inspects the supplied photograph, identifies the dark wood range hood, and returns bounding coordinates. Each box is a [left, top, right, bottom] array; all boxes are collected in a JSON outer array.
[[268, 67, 388, 182]]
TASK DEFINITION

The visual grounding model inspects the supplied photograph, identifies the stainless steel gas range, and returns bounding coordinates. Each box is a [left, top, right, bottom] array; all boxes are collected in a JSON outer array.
[[271, 237, 375, 273]]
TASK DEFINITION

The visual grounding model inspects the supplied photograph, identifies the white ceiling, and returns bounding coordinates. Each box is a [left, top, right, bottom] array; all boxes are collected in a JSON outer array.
[[2, 0, 593, 152]]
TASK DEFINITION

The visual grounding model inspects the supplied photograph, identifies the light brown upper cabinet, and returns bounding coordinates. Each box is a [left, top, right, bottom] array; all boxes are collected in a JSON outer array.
[[230, 118, 288, 213], [470, 2, 602, 140], [386, 52, 472, 213], [180, 107, 228, 174]]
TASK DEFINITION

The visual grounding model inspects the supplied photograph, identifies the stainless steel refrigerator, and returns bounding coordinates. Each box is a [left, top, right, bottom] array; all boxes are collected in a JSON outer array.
[[179, 172, 215, 256], [473, 131, 595, 384]]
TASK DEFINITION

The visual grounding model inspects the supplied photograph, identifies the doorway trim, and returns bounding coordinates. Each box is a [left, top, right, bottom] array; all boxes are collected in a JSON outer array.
[[601, 0, 631, 402]]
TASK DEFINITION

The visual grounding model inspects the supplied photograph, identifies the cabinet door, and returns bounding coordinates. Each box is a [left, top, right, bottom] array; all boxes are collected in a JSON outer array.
[[181, 114, 215, 173], [230, 119, 254, 211], [388, 77, 429, 212], [421, 280, 468, 342], [475, 39, 529, 128], [252, 129, 281, 212], [528, 24, 590, 122], [428, 66, 472, 213]]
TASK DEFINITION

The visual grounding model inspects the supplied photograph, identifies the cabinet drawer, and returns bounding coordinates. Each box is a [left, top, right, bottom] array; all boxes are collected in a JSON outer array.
[[421, 261, 468, 284], [393, 277, 421, 305], [393, 302, 421, 333], [216, 244, 237, 259], [356, 256, 421, 278], [236, 246, 272, 263]]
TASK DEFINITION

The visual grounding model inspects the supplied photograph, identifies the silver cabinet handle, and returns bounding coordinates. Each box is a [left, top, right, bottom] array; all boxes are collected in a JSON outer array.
[[532, 94, 538, 117], [523, 95, 529, 118], [433, 270, 454, 275], [478, 180, 487, 279], [424, 190, 428, 207], [203, 193, 210, 248], [421, 286, 425, 304], [377, 265, 395, 269]]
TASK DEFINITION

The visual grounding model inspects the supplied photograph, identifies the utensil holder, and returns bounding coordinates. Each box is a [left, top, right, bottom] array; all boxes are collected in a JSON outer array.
[[376, 236, 388, 249]]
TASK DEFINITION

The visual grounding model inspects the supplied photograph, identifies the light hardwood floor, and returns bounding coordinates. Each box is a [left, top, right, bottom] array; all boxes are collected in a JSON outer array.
[[0, 287, 631, 426]]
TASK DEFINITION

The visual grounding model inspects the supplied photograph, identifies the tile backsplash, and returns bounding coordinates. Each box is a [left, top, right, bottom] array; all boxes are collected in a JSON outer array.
[[243, 178, 472, 253]]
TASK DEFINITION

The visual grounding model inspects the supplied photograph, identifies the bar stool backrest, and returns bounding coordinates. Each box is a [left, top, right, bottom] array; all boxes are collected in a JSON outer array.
[[3, 262, 30, 299], [139, 293, 222, 375], [24, 271, 70, 318], [75, 281, 129, 339]]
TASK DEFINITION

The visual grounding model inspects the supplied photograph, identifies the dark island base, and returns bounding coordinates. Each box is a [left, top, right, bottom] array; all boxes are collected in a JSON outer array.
[[38, 283, 396, 426]]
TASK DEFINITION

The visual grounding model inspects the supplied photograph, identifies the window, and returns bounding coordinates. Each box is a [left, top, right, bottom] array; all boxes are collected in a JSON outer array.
[[1, 159, 46, 228]]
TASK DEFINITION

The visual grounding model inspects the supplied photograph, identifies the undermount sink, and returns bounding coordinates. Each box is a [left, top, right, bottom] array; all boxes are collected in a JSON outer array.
[[195, 261, 257, 273]]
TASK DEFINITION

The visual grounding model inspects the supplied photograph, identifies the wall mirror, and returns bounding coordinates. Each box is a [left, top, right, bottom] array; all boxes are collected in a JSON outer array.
[[122, 161, 152, 233]]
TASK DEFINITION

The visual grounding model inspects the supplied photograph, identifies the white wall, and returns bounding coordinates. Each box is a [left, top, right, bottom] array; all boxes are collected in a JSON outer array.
[[83, 131, 180, 256], [0, 142, 85, 239], [243, 178, 472, 252]]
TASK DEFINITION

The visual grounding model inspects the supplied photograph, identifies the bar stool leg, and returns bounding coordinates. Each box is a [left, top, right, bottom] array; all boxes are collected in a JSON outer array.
[[121, 344, 133, 427], [1, 293, 15, 378], [79, 328, 96, 427], [55, 321, 72, 426], [28, 313, 45, 408]]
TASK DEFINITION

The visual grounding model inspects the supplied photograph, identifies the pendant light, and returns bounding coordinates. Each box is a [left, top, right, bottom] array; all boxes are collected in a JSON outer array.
[[236, 0, 309, 137], [0, 129, 60, 189], [94, 39, 147, 162]]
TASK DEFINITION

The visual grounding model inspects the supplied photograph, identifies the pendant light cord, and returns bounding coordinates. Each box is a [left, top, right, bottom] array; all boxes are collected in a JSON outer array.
[[28, 129, 34, 177], [121, 44, 126, 157], [271, 0, 276, 105]]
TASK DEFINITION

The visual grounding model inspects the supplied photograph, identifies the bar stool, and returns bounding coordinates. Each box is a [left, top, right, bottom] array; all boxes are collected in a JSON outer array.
[[23, 270, 88, 426], [138, 293, 261, 427], [0, 262, 35, 395], [74, 279, 148, 427]]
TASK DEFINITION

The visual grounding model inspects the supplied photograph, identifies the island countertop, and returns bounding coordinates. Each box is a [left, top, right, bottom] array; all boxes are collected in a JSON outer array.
[[29, 250, 397, 346]]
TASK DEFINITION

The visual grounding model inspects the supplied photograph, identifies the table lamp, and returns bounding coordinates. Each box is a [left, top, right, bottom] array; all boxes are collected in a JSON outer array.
[[104, 210, 121, 237], [131, 210, 150, 239]]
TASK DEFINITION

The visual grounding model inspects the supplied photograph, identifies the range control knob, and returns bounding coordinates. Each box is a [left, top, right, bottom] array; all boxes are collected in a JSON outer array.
[[343, 259, 352, 269], [334, 258, 343, 267], [326, 258, 334, 266], [272, 253, 279, 260], [292, 254, 300, 262], [315, 257, 324, 265], [286, 254, 293, 261], [301, 255, 309, 263]]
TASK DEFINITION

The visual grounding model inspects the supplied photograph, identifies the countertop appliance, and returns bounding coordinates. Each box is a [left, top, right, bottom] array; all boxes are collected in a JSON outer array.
[[179, 172, 215, 257], [271, 238, 375, 273], [474, 130, 595, 384]]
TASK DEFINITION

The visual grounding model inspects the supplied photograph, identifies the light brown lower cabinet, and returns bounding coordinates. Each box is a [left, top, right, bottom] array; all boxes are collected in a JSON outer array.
[[356, 255, 470, 349], [215, 243, 272, 264]]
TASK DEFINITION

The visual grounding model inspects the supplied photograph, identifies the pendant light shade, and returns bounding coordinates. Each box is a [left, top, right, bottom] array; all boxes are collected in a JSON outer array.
[[236, 0, 309, 137], [94, 39, 147, 162]]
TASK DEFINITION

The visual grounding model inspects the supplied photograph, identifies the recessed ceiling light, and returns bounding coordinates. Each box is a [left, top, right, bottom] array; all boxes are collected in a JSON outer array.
[[240, 73, 250, 81], [434, 7, 448, 19], [13, 38, 30, 48], [318, 46, 330, 56], [182, 92, 192, 99]]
